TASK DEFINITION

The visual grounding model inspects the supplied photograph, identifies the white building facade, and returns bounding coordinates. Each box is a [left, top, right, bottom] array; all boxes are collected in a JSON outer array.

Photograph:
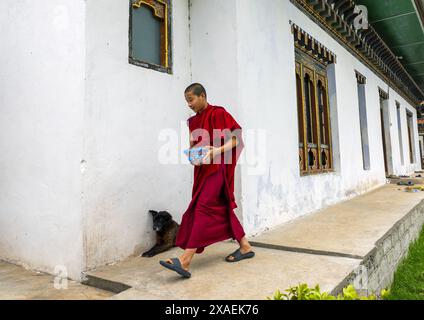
[[1, 0, 422, 280]]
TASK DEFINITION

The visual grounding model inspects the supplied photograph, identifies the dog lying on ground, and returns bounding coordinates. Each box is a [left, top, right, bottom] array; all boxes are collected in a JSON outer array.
[[141, 210, 179, 257]]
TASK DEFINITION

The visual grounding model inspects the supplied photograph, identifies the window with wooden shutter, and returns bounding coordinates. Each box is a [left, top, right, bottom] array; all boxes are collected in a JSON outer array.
[[292, 23, 335, 175]]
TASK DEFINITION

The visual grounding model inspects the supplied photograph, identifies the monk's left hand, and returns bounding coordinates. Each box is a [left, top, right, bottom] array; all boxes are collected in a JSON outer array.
[[201, 146, 221, 165]]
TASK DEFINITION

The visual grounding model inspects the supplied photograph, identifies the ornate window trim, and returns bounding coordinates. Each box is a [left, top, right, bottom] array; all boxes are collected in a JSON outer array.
[[379, 87, 389, 100], [293, 25, 334, 176], [292, 23, 337, 66], [129, 0, 172, 74], [289, 0, 423, 107], [355, 70, 366, 85]]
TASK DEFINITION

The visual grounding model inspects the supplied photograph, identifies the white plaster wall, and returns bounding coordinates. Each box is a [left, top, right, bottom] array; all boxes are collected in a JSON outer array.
[[1, 0, 421, 278], [0, 0, 86, 280], [386, 89, 421, 175], [217, 0, 421, 235], [83, 0, 192, 269], [189, 0, 239, 111], [189, 0, 244, 221]]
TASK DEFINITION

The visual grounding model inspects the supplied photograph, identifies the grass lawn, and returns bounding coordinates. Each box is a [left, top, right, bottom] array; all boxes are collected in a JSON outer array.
[[387, 224, 424, 300]]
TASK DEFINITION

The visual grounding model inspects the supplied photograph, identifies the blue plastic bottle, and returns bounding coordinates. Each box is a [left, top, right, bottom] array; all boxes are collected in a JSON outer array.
[[184, 147, 208, 162]]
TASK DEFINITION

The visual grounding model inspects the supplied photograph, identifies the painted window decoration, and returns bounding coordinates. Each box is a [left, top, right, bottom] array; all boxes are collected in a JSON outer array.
[[129, 0, 172, 73], [292, 23, 335, 175]]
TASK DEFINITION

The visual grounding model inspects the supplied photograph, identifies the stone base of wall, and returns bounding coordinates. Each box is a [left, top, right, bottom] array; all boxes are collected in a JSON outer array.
[[332, 199, 424, 297]]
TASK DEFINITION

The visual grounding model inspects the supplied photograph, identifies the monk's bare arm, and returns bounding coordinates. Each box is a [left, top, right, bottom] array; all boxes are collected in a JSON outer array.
[[189, 132, 195, 148], [201, 134, 239, 165], [218, 136, 239, 154]]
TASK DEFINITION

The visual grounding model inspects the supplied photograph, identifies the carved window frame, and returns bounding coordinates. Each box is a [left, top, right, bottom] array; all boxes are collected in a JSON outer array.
[[129, 0, 172, 74], [295, 48, 334, 176]]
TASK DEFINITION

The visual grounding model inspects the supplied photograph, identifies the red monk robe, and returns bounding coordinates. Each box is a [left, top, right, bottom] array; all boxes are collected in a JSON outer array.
[[175, 103, 246, 254]]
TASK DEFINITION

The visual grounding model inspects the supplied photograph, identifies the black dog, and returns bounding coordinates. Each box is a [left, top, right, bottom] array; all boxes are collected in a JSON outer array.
[[141, 210, 180, 257]]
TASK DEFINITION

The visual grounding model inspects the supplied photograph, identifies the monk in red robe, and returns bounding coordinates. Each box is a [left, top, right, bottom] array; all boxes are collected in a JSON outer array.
[[159, 83, 255, 278]]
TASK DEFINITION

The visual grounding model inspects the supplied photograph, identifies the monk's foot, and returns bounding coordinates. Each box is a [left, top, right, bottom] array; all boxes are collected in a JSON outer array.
[[240, 245, 253, 254], [166, 258, 190, 272], [226, 245, 253, 261]]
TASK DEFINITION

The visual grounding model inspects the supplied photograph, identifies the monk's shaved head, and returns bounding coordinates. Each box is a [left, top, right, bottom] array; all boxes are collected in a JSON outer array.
[[185, 83, 207, 99]]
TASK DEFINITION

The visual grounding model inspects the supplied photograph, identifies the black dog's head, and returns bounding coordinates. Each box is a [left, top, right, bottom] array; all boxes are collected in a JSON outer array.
[[149, 210, 173, 232]]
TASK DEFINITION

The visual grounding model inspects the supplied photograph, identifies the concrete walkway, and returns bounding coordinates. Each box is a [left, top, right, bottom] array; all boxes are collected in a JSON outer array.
[[83, 181, 424, 300], [250, 181, 424, 259], [0, 261, 113, 300]]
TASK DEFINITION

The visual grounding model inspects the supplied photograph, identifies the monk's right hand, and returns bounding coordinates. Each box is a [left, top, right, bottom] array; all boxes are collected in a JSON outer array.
[[190, 159, 202, 166]]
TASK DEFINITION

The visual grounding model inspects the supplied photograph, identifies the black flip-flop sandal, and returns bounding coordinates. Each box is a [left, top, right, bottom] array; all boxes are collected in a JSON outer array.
[[159, 258, 192, 278], [225, 249, 255, 263], [397, 180, 414, 186]]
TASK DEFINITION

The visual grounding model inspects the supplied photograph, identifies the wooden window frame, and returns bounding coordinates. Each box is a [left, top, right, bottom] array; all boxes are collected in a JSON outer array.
[[295, 48, 334, 176], [129, 0, 173, 74]]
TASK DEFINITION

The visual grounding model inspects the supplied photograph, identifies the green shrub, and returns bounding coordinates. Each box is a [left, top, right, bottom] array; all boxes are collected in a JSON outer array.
[[267, 283, 390, 300]]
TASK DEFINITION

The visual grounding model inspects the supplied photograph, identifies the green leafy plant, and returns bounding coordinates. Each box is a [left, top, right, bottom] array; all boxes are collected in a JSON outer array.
[[380, 288, 391, 300], [267, 283, 390, 300]]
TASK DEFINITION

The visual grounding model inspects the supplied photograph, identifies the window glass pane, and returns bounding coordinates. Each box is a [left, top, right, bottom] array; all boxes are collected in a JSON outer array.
[[296, 73, 304, 145], [308, 76, 316, 144], [304, 74, 313, 143], [317, 81, 325, 144], [322, 85, 329, 145], [132, 6, 161, 66], [396, 105, 404, 165], [407, 113, 415, 163], [357, 83, 370, 170]]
